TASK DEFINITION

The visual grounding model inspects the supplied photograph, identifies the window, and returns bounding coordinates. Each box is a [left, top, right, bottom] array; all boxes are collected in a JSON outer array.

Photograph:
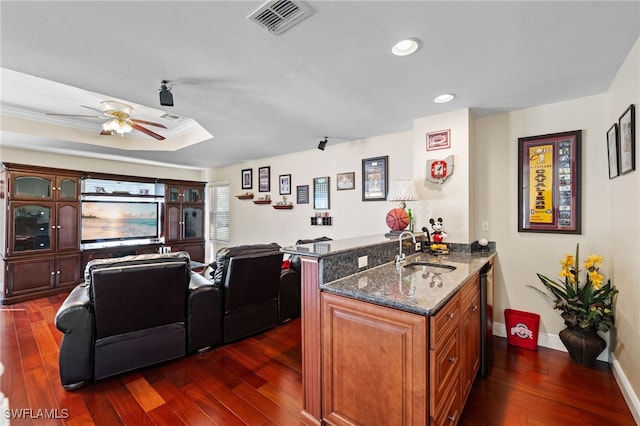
[[208, 183, 230, 242]]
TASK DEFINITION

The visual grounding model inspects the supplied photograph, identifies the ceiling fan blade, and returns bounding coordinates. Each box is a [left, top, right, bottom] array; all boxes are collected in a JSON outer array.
[[131, 118, 167, 129], [131, 122, 166, 140], [81, 105, 107, 115], [46, 113, 102, 118]]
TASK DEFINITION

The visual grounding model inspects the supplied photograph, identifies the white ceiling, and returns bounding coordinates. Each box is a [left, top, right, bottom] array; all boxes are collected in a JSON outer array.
[[1, 1, 639, 170]]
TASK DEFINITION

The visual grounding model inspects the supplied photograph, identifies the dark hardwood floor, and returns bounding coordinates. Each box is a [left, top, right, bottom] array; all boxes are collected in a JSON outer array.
[[0, 293, 635, 425]]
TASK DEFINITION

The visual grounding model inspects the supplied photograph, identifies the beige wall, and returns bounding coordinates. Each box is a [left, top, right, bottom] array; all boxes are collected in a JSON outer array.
[[606, 37, 640, 418], [0, 147, 207, 182]]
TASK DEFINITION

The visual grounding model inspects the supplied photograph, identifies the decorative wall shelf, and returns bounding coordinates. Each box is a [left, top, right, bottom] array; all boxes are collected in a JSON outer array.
[[311, 217, 332, 226], [273, 204, 293, 210], [253, 199, 272, 205], [236, 193, 254, 200]]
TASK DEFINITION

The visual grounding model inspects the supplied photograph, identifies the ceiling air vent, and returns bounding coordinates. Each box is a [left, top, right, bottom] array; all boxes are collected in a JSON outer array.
[[248, 0, 312, 35]]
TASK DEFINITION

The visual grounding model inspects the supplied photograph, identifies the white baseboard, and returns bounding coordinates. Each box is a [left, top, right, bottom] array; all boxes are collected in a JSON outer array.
[[495, 322, 639, 423]]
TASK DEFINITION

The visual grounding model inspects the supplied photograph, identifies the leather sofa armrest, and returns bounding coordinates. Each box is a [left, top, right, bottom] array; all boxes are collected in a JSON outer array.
[[187, 272, 222, 353], [54, 285, 95, 390]]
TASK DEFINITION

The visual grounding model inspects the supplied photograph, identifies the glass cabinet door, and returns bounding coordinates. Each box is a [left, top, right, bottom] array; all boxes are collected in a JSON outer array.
[[12, 203, 53, 253], [183, 187, 203, 203], [58, 177, 78, 200], [14, 176, 53, 199], [167, 186, 181, 203], [183, 207, 204, 239]]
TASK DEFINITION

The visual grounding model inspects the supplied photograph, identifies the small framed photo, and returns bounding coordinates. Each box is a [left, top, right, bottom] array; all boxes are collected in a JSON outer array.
[[241, 168, 253, 189], [619, 104, 636, 175], [336, 172, 355, 190], [279, 174, 291, 195], [362, 156, 388, 201], [607, 124, 619, 179], [296, 185, 309, 204], [426, 129, 451, 151], [258, 166, 270, 192]]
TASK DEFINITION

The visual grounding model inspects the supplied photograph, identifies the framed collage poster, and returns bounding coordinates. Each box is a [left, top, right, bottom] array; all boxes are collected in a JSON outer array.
[[361, 156, 388, 201], [258, 166, 270, 192], [518, 130, 582, 234], [279, 174, 291, 195]]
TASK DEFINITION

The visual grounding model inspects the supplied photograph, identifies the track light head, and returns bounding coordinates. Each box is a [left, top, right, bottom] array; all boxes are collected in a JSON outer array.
[[159, 80, 174, 107], [318, 137, 328, 151]]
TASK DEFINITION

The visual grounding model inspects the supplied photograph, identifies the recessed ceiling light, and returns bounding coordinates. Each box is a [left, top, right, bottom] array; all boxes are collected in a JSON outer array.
[[392, 38, 420, 56], [434, 93, 456, 103]]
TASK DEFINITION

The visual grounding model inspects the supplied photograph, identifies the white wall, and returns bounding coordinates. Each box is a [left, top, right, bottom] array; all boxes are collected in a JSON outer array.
[[208, 130, 414, 249]]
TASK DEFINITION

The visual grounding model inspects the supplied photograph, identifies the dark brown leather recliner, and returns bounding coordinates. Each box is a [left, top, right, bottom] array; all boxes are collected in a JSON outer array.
[[211, 243, 286, 343], [55, 252, 221, 391]]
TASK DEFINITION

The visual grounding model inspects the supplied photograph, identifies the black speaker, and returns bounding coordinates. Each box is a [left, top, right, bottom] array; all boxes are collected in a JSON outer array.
[[159, 89, 174, 107]]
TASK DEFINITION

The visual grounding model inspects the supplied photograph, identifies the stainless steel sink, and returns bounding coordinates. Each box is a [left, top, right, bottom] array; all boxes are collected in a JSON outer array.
[[402, 262, 456, 274]]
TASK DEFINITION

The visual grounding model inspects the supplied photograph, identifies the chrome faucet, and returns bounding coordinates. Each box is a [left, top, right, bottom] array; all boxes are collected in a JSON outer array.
[[396, 231, 416, 264]]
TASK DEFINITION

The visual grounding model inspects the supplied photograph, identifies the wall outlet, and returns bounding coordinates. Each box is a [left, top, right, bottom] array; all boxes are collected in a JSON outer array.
[[481, 220, 490, 232], [414, 242, 421, 252], [358, 255, 368, 268]]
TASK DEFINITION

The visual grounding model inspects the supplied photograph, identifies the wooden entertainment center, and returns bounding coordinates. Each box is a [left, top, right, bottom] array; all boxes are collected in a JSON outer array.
[[1, 163, 206, 304]]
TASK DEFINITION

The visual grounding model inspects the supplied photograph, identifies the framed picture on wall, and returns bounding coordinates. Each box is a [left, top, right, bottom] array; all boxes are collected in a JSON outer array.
[[296, 185, 309, 204], [426, 129, 451, 151], [361, 156, 388, 201], [517, 130, 582, 234], [279, 174, 291, 195], [258, 166, 270, 192], [336, 172, 355, 190], [241, 168, 253, 189], [607, 124, 619, 179], [313, 177, 330, 209], [619, 104, 636, 175]]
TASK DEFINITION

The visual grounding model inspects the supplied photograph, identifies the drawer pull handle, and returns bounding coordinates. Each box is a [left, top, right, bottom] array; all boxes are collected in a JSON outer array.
[[447, 356, 456, 363]]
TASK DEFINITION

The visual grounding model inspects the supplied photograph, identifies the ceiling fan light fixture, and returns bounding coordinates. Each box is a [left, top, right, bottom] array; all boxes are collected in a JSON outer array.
[[392, 38, 420, 56]]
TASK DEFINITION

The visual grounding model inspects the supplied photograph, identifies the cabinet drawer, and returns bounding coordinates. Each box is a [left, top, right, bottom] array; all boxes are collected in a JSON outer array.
[[460, 273, 480, 306], [430, 293, 459, 349], [429, 329, 459, 418], [430, 377, 460, 426]]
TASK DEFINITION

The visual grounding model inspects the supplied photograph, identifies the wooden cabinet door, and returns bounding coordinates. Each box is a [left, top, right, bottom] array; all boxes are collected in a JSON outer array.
[[55, 254, 81, 288], [6, 257, 54, 296], [165, 204, 181, 242], [55, 175, 79, 200], [56, 202, 79, 251], [321, 292, 427, 426], [460, 275, 481, 402], [11, 173, 54, 200]]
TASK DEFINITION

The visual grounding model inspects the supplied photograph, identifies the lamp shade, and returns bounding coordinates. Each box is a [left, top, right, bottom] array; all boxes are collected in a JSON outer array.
[[387, 178, 418, 202]]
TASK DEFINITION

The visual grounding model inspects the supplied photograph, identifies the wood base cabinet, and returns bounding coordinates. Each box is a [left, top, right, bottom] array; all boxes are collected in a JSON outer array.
[[5, 253, 80, 303], [321, 292, 427, 426]]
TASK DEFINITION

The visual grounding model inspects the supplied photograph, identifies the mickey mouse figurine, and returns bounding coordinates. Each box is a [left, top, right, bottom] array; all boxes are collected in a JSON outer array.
[[429, 217, 448, 243]]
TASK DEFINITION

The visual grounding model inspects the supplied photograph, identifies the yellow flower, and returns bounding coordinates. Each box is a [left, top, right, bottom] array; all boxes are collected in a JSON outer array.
[[584, 254, 604, 270], [560, 255, 575, 269], [589, 270, 604, 289]]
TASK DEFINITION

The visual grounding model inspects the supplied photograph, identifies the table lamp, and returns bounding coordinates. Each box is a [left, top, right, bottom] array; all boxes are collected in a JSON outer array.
[[386, 178, 418, 232]]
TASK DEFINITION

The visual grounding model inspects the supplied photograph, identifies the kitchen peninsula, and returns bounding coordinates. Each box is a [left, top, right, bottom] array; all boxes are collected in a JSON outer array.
[[282, 235, 495, 426]]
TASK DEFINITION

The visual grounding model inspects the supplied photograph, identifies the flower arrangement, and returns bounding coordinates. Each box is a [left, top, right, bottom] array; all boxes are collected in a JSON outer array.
[[529, 244, 618, 332]]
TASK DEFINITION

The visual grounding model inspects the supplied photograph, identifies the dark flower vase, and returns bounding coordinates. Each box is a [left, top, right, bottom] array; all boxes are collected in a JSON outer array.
[[559, 327, 606, 367]]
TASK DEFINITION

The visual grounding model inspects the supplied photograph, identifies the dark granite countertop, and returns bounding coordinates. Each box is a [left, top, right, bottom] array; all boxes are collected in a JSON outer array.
[[281, 234, 425, 258], [321, 251, 495, 316]]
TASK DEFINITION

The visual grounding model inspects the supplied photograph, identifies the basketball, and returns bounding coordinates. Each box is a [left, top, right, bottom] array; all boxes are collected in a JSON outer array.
[[386, 208, 410, 231]]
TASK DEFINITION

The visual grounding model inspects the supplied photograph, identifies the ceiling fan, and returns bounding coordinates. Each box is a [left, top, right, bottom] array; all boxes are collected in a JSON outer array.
[[46, 100, 167, 140]]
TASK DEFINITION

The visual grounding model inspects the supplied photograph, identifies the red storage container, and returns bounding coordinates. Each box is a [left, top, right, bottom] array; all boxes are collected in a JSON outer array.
[[504, 309, 540, 350]]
